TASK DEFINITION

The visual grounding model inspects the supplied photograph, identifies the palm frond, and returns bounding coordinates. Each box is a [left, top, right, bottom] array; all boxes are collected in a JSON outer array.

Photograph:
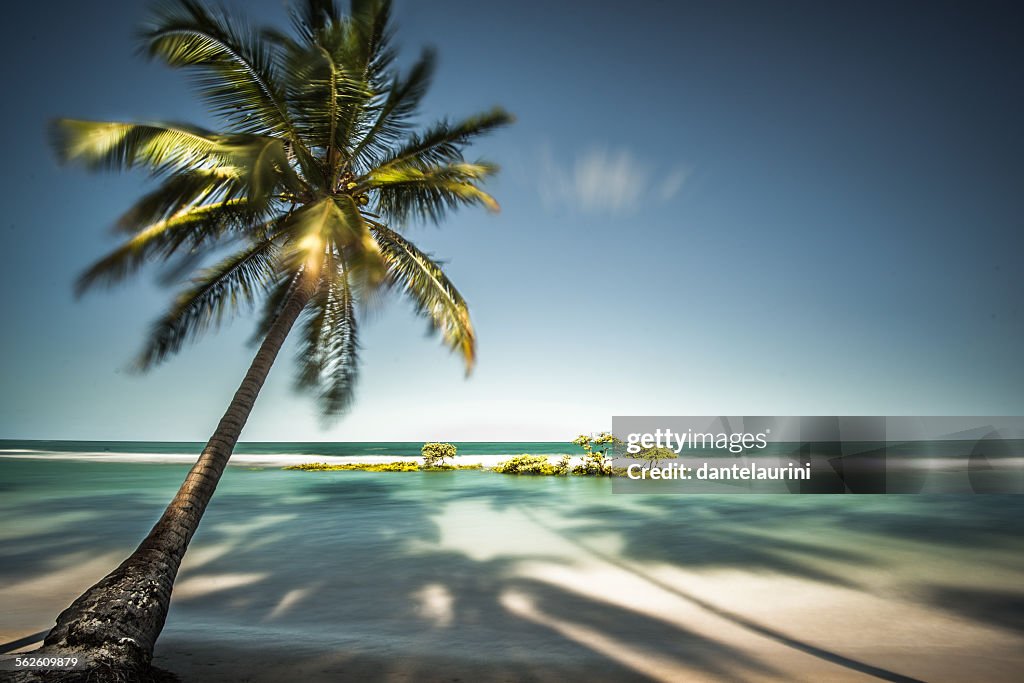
[[369, 221, 475, 372], [296, 250, 359, 416], [51, 120, 303, 208], [284, 196, 349, 253], [347, 0, 395, 89], [281, 195, 383, 279], [350, 47, 435, 169], [51, 120, 227, 174], [370, 107, 513, 174], [328, 0, 395, 167], [370, 161, 500, 223], [114, 168, 245, 233], [290, 0, 341, 42], [136, 227, 287, 368], [279, 28, 373, 166], [143, 0, 299, 141], [77, 199, 254, 295], [221, 135, 306, 203]]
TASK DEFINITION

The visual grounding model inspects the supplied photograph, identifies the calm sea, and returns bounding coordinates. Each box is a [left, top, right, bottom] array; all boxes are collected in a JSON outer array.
[[1, 439, 1021, 459], [0, 450, 1021, 681], [0, 439, 586, 458]]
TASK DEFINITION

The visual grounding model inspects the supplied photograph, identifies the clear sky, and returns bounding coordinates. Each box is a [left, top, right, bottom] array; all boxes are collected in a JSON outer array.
[[1, 0, 1022, 441]]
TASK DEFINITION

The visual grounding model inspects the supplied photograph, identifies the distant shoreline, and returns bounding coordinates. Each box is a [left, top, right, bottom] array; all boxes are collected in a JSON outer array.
[[0, 451, 575, 468]]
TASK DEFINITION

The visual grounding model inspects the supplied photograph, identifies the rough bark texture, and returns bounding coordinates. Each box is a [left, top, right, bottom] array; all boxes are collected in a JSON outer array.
[[6, 277, 316, 683]]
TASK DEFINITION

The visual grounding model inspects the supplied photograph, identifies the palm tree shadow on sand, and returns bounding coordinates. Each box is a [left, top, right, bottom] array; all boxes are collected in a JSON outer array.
[[4, 464, 1023, 681]]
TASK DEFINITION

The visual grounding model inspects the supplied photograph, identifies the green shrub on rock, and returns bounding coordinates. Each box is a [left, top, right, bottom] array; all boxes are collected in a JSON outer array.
[[494, 454, 558, 475], [635, 446, 678, 468], [572, 455, 613, 476], [422, 442, 457, 468], [570, 432, 617, 476]]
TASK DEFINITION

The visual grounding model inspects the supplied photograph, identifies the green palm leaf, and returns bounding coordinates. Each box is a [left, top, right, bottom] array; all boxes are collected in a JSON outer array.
[[51, 120, 227, 174], [136, 228, 288, 369], [371, 107, 514, 174], [368, 221, 476, 372], [279, 28, 373, 164], [334, 0, 395, 147], [76, 199, 254, 295], [369, 161, 500, 222], [113, 168, 248, 234], [351, 47, 435, 169], [52, 120, 304, 208], [143, 0, 297, 141], [296, 251, 359, 415], [290, 0, 342, 41]]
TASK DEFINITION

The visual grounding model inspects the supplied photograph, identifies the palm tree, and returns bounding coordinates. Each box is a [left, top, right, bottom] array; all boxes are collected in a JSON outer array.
[[34, 0, 511, 677]]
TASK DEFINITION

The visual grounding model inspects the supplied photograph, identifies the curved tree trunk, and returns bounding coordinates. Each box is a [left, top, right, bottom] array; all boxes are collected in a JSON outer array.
[[14, 276, 316, 682]]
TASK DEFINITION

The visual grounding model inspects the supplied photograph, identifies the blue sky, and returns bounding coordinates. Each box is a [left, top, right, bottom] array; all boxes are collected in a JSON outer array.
[[1, 0, 1022, 441]]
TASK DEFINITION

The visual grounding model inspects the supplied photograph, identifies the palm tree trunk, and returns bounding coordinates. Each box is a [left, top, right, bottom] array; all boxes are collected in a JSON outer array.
[[20, 276, 316, 681]]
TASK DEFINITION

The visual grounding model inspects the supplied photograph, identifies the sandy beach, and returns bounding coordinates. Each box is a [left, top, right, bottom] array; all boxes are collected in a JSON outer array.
[[2, 454, 1022, 682]]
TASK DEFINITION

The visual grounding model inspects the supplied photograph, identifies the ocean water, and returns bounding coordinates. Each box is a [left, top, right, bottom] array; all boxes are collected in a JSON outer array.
[[1, 450, 1023, 680], [0, 439, 586, 458], [3, 438, 1021, 457], [4, 438, 1020, 494]]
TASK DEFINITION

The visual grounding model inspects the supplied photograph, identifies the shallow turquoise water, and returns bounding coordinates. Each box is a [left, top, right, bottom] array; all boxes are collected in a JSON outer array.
[[1, 456, 1022, 681]]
